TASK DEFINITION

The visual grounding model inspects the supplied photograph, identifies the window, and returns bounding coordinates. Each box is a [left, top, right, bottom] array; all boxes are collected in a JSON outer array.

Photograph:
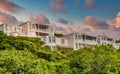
[[49, 36, 51, 42], [15, 27, 16, 31], [79, 43, 81, 48], [22, 28, 23, 33], [78, 35, 81, 40], [61, 39, 65, 44], [43, 37, 46, 42], [5, 25, 7, 30], [49, 36, 56, 43], [32, 24, 35, 29], [51, 28, 53, 33], [52, 37, 56, 43], [102, 36, 107, 40], [76, 43, 78, 49], [0, 25, 3, 30], [75, 34, 77, 40]]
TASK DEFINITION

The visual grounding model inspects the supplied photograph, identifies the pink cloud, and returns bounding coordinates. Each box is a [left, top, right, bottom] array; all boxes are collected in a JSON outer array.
[[28, 13, 50, 24], [51, 23, 70, 34], [55, 14, 120, 39], [84, 15, 120, 39], [57, 18, 69, 24], [115, 12, 120, 28], [0, 10, 20, 24], [85, 16, 109, 30], [53, 24, 91, 35], [0, 0, 23, 13], [50, 0, 68, 13], [85, 0, 96, 8]]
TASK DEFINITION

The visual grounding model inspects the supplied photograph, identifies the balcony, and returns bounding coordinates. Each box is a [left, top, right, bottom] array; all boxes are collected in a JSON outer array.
[[36, 29, 49, 34], [75, 39, 97, 45], [101, 40, 114, 45], [83, 40, 97, 45]]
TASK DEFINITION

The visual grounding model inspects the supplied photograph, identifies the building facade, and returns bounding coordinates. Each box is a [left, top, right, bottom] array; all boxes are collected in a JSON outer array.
[[0, 23, 24, 36], [0, 22, 120, 50]]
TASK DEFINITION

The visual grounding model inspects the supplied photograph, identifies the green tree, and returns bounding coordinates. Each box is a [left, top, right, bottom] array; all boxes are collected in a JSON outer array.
[[67, 48, 94, 74]]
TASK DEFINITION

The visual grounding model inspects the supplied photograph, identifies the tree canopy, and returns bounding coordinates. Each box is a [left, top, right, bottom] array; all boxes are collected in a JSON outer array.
[[0, 31, 120, 74]]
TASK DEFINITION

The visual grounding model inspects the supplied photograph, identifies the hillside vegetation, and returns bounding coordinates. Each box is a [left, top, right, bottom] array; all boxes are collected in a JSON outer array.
[[0, 31, 120, 74]]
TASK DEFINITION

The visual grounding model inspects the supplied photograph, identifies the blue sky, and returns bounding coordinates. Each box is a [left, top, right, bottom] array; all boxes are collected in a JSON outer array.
[[0, 0, 120, 38], [10, 0, 120, 25]]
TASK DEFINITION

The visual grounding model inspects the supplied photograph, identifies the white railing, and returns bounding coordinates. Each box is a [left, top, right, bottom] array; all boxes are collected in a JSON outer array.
[[84, 40, 97, 45], [75, 39, 115, 45], [36, 29, 49, 33], [75, 39, 97, 45], [101, 40, 113, 44]]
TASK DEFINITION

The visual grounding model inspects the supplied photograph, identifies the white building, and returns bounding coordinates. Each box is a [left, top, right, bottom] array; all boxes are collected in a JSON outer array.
[[0, 22, 120, 50], [0, 23, 24, 36], [41, 32, 120, 50], [19, 22, 54, 37]]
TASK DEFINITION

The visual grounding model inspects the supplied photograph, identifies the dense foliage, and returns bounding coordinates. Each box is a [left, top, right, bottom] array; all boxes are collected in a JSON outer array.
[[54, 33, 64, 37], [116, 40, 120, 43], [0, 31, 120, 74]]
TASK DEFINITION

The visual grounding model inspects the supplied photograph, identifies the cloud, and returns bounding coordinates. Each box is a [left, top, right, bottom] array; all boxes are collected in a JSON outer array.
[[67, 25, 91, 33], [54, 12, 120, 39], [53, 23, 91, 35], [84, 15, 120, 39], [0, 10, 20, 24], [85, 16, 109, 30], [85, 0, 96, 8], [57, 18, 69, 24], [28, 13, 50, 24], [0, 0, 23, 13], [115, 12, 120, 28], [51, 23, 70, 34], [50, 0, 68, 13]]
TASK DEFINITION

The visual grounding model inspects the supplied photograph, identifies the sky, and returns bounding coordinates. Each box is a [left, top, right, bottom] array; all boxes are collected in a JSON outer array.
[[0, 0, 120, 39]]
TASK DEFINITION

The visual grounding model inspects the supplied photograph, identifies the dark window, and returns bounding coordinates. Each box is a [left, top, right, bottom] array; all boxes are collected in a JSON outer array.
[[0, 25, 3, 30], [75, 34, 77, 40], [15, 27, 16, 31], [49, 36, 51, 42], [78, 35, 81, 39], [5, 25, 7, 30], [22, 28, 23, 33], [76, 43, 78, 49], [61, 39, 65, 44], [52, 37, 56, 43], [43, 37, 46, 42]]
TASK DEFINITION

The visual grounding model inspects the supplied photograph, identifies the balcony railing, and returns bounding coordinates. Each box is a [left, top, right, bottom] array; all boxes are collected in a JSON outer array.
[[84, 40, 97, 44], [75, 38, 115, 45], [101, 40, 114, 44], [36, 29, 49, 33], [75, 39, 97, 44]]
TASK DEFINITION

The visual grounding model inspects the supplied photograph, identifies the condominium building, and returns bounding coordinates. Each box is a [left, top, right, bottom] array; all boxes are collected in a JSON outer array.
[[0, 22, 120, 50], [41, 32, 119, 50], [19, 22, 54, 37], [0, 23, 24, 36]]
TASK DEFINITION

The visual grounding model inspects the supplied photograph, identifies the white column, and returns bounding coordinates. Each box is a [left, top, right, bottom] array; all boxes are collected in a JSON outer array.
[[35, 24, 36, 31], [85, 35, 86, 42]]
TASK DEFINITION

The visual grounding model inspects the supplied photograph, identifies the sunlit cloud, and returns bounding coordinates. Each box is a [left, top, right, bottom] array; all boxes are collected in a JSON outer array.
[[0, 10, 20, 24], [0, 0, 24, 13], [57, 18, 70, 24], [28, 13, 50, 24], [116, 12, 120, 28], [50, 0, 68, 13], [85, 0, 96, 8], [85, 16, 109, 30]]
